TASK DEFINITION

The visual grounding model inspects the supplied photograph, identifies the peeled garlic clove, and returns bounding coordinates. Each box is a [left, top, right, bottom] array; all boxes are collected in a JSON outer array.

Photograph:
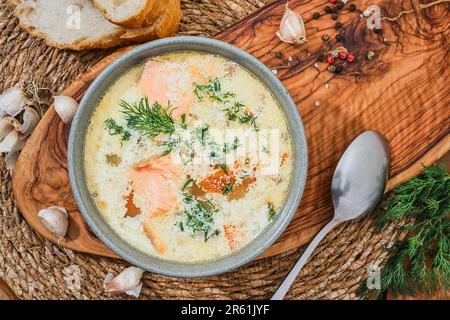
[[104, 266, 144, 297], [53, 95, 78, 124], [37, 206, 69, 240], [5, 151, 19, 172], [0, 130, 24, 153], [21, 107, 40, 136], [0, 117, 14, 141], [0, 86, 28, 117], [276, 3, 307, 44]]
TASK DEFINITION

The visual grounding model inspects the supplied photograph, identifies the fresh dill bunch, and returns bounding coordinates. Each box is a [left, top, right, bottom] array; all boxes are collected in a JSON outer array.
[[193, 78, 235, 103], [120, 97, 175, 137], [359, 165, 450, 299], [104, 118, 131, 143]]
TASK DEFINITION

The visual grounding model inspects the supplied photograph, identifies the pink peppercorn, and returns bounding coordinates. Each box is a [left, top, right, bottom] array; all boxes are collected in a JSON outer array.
[[327, 56, 335, 64], [347, 54, 356, 63]]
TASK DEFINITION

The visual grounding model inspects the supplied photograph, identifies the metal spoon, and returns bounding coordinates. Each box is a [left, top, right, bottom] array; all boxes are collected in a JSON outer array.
[[271, 131, 390, 300]]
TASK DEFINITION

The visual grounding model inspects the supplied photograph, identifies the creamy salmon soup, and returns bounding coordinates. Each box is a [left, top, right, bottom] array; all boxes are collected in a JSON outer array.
[[85, 52, 293, 262]]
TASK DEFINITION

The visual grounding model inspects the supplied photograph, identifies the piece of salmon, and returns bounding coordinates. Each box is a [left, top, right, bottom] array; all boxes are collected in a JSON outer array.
[[129, 156, 182, 253]]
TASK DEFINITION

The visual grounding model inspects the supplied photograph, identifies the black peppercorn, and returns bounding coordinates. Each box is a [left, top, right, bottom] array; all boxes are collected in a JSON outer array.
[[321, 33, 330, 42], [373, 28, 382, 34], [349, 4, 357, 12], [337, 1, 344, 9], [274, 52, 283, 59], [332, 13, 338, 20], [313, 12, 321, 19], [324, 6, 332, 13], [335, 22, 343, 29], [336, 34, 344, 42], [317, 53, 325, 62], [334, 65, 343, 73]]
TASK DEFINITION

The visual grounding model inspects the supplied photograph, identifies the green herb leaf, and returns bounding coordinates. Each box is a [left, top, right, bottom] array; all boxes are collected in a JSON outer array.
[[105, 118, 131, 143], [358, 165, 450, 299], [219, 163, 228, 174], [267, 202, 277, 220], [181, 113, 187, 129], [120, 97, 175, 137], [181, 192, 218, 241], [194, 78, 235, 103], [222, 182, 235, 196]]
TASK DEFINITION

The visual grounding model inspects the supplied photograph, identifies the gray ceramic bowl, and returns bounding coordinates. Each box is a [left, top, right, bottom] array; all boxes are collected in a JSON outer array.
[[68, 36, 308, 277]]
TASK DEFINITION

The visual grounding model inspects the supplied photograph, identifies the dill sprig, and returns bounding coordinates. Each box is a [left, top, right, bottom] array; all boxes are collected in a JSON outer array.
[[194, 78, 235, 103], [104, 118, 131, 143], [358, 165, 450, 299], [120, 97, 175, 137]]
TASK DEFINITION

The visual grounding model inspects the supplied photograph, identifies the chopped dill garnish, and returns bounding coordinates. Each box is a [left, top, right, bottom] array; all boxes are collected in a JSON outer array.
[[181, 113, 187, 129], [232, 137, 240, 150], [239, 111, 259, 131], [120, 97, 175, 137], [104, 118, 131, 143], [222, 182, 234, 196], [194, 78, 235, 103], [182, 192, 219, 241], [195, 124, 209, 145], [182, 178, 193, 192], [267, 203, 277, 220], [219, 163, 228, 174], [223, 102, 244, 121], [358, 165, 450, 299]]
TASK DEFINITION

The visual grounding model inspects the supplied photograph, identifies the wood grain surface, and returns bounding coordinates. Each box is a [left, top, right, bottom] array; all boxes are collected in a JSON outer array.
[[12, 0, 450, 260]]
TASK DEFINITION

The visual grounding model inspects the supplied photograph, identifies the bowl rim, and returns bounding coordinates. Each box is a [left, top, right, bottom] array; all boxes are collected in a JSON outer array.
[[68, 36, 308, 277]]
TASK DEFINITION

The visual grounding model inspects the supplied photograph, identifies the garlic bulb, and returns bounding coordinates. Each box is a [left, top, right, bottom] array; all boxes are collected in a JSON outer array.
[[0, 130, 25, 153], [5, 151, 19, 172], [0, 117, 14, 141], [0, 86, 28, 117], [104, 266, 144, 297], [276, 3, 307, 44], [20, 107, 40, 136], [53, 95, 78, 124], [37, 206, 69, 240]]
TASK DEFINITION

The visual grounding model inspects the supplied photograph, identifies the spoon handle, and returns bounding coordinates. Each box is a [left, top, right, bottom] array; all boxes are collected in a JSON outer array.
[[271, 219, 339, 300]]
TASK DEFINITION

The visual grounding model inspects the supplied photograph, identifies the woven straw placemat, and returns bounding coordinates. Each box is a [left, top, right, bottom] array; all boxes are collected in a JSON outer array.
[[0, 0, 404, 300]]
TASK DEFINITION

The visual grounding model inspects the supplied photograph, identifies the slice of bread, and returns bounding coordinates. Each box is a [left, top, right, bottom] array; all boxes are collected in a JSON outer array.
[[92, 0, 164, 29], [8, 0, 181, 50], [9, 0, 127, 50]]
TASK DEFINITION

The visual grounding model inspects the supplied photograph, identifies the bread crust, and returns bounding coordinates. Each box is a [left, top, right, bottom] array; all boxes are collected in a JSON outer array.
[[92, 0, 165, 29]]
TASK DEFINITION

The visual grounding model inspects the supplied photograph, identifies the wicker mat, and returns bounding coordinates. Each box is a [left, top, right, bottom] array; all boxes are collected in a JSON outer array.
[[0, 0, 404, 300]]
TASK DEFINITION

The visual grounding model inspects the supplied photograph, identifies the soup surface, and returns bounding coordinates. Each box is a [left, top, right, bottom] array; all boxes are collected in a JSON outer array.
[[85, 52, 293, 262]]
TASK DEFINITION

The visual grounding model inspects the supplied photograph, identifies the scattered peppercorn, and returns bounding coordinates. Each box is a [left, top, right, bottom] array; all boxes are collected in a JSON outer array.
[[339, 51, 347, 60], [321, 33, 330, 42], [367, 51, 376, 60], [336, 34, 344, 42], [313, 12, 321, 19], [317, 53, 326, 62], [347, 54, 356, 63], [274, 51, 283, 59], [335, 65, 343, 73], [324, 6, 332, 13], [332, 13, 338, 20], [337, 1, 344, 9], [335, 22, 343, 29], [331, 51, 339, 59], [328, 65, 336, 72], [373, 28, 382, 34], [349, 4, 357, 12], [331, 5, 338, 12]]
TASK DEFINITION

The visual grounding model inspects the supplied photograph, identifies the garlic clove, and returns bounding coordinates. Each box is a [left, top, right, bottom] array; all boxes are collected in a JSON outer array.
[[37, 206, 69, 240], [53, 96, 78, 124], [276, 2, 307, 44], [5, 151, 19, 172], [20, 107, 40, 136], [0, 130, 24, 153], [0, 117, 14, 141], [0, 86, 28, 117], [104, 266, 144, 297]]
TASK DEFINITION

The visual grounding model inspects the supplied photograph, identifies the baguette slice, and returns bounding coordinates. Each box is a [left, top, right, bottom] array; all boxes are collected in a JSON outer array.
[[8, 0, 127, 50], [92, 0, 164, 28]]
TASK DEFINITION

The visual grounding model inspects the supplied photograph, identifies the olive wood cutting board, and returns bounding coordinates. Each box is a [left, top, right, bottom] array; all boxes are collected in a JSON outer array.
[[12, 0, 450, 260]]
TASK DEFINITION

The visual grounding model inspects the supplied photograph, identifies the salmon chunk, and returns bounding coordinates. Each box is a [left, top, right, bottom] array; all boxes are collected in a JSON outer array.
[[138, 60, 195, 119], [130, 156, 182, 254]]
